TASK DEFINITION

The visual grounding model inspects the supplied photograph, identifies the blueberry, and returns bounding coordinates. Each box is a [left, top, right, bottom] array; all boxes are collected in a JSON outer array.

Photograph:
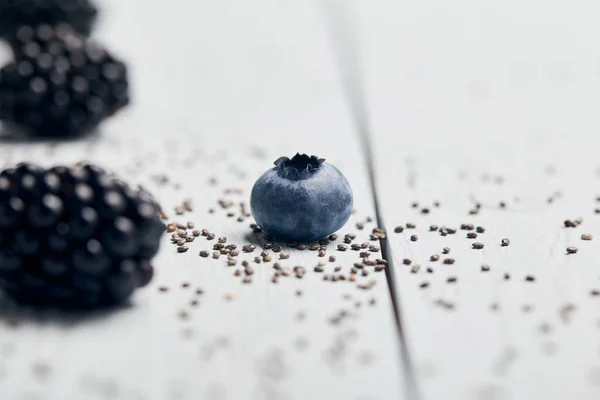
[[250, 154, 353, 243]]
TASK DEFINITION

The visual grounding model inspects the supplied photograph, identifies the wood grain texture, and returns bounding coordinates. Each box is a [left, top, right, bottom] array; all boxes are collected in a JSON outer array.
[[360, 1, 600, 399], [0, 1, 404, 399]]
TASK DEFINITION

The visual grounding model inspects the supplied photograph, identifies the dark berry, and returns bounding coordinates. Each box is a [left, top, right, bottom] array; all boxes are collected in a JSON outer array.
[[0, 25, 129, 137], [0, 0, 98, 38], [0, 163, 164, 308], [250, 154, 353, 242]]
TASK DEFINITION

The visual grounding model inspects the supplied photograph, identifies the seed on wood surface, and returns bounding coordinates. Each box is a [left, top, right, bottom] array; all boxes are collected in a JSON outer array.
[[167, 224, 176, 233], [218, 237, 227, 243], [472, 242, 484, 249], [319, 239, 331, 245], [426, 267, 434, 273], [410, 235, 419, 242], [317, 250, 326, 257], [360, 251, 370, 258], [206, 233, 215, 240], [566, 247, 578, 254], [466, 232, 478, 239], [314, 266, 324, 273], [329, 234, 338, 241], [213, 243, 225, 251], [263, 255, 272, 262], [430, 254, 440, 262], [177, 246, 189, 253], [481, 264, 490, 272], [356, 222, 365, 230], [272, 244, 283, 253], [434, 201, 440, 207], [234, 270, 241, 277], [369, 245, 380, 252], [337, 244, 348, 252], [590, 290, 600, 296], [419, 282, 430, 289], [442, 247, 450, 254], [461, 223, 474, 231], [403, 258, 412, 265], [525, 275, 536, 282], [410, 265, 420, 273], [199, 251, 209, 258], [411, 202, 419, 208], [476, 226, 485, 233], [192, 230, 201, 237], [350, 244, 361, 251], [296, 290, 303, 297], [212, 252, 220, 259], [295, 243, 307, 250], [443, 258, 455, 265], [501, 238, 510, 247], [394, 226, 404, 233], [181, 282, 190, 289], [504, 273, 511, 280], [309, 243, 320, 251], [201, 229, 209, 236], [159, 286, 169, 292], [447, 277, 457, 283], [582, 234, 593, 241], [345, 233, 357, 240], [429, 225, 438, 232], [499, 201, 506, 208], [280, 252, 290, 259], [242, 277, 252, 284], [334, 266, 342, 272], [406, 223, 416, 229]]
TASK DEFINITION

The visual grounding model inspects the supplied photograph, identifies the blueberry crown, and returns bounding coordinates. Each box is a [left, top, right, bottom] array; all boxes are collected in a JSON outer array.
[[274, 153, 325, 180]]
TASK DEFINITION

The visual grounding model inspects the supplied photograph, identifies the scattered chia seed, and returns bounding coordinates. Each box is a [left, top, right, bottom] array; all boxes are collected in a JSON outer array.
[[566, 247, 578, 254], [501, 238, 510, 247], [525, 275, 536, 282], [430, 254, 440, 262], [472, 242, 484, 249], [403, 258, 411, 265], [199, 251, 209, 258], [442, 247, 450, 254], [466, 232, 478, 239], [429, 225, 438, 231], [461, 224, 474, 231], [394, 226, 404, 233], [443, 258, 455, 265], [476, 226, 485, 233], [419, 282, 430, 289], [337, 244, 348, 252], [177, 246, 189, 253], [410, 235, 418, 242], [406, 223, 416, 229], [447, 277, 457, 283], [582, 234, 593, 241], [481, 264, 490, 272]]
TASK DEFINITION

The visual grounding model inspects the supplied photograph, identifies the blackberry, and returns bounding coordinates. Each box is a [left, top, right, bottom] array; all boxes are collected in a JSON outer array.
[[0, 25, 129, 137], [0, 163, 164, 308], [0, 0, 98, 38]]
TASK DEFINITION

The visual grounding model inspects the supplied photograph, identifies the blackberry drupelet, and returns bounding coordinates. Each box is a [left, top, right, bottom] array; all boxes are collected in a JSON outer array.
[[0, 25, 129, 137], [0, 0, 98, 38], [0, 163, 165, 308]]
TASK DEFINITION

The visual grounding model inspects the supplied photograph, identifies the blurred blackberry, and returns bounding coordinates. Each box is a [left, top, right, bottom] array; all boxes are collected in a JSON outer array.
[[0, 25, 129, 137], [0, 163, 165, 308], [0, 0, 98, 38]]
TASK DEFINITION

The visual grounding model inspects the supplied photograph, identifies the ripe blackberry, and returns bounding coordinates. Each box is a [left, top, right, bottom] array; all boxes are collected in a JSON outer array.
[[0, 25, 129, 137], [0, 163, 165, 308], [0, 0, 98, 38]]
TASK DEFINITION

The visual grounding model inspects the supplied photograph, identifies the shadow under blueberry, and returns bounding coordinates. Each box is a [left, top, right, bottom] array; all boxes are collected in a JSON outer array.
[[0, 122, 102, 144], [0, 292, 133, 328]]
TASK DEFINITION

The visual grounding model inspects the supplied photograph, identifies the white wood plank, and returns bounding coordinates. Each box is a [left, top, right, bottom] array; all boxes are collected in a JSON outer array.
[[360, 1, 600, 399], [0, 1, 404, 399]]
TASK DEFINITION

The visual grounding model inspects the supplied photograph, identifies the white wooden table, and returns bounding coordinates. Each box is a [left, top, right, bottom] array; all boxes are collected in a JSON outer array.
[[1, 1, 600, 399]]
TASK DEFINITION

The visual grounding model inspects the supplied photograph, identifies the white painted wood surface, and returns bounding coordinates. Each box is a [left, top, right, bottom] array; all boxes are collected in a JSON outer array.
[[0, 1, 404, 399], [360, 1, 600, 399]]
